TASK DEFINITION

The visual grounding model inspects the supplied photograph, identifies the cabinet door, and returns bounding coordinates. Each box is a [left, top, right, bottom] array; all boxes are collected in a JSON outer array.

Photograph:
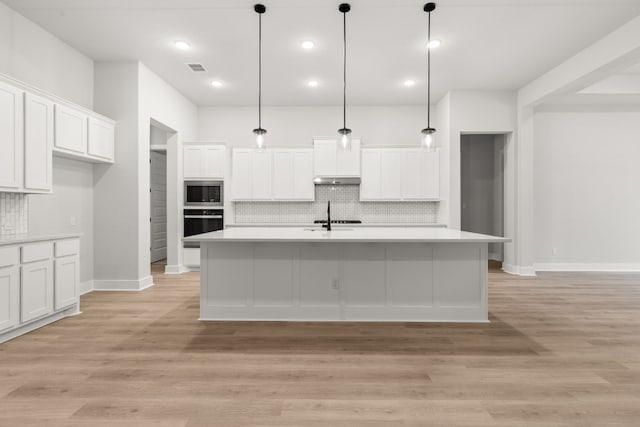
[[20, 259, 54, 323], [55, 255, 79, 310], [251, 150, 272, 200], [232, 149, 252, 200], [0, 81, 24, 190], [313, 140, 337, 177], [402, 149, 423, 200], [272, 150, 293, 200], [203, 146, 225, 179], [336, 139, 360, 177], [380, 150, 403, 200], [24, 93, 54, 192], [420, 150, 440, 199], [54, 104, 88, 155], [292, 150, 314, 200], [360, 149, 381, 200], [0, 266, 19, 332], [87, 116, 115, 162], [183, 147, 203, 178]]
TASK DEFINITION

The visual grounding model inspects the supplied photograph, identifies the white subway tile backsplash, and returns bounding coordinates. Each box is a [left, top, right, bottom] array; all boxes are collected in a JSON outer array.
[[235, 185, 438, 224], [0, 193, 29, 235]]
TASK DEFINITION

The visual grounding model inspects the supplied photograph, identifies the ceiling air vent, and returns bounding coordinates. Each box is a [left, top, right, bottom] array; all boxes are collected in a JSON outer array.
[[187, 63, 207, 72]]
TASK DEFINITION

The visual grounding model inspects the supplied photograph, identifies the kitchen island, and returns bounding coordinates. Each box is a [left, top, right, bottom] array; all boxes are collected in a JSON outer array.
[[184, 227, 509, 322]]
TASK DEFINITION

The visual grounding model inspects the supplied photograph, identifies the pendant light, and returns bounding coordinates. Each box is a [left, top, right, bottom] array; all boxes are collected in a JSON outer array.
[[421, 2, 437, 151], [253, 4, 267, 150], [337, 3, 352, 152]]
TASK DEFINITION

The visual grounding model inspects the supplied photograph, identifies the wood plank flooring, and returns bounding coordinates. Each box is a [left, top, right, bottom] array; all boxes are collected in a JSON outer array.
[[1, 264, 639, 426]]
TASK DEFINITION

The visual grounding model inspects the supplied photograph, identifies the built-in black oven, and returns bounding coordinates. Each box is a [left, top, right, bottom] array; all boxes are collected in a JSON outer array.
[[184, 181, 223, 206], [183, 208, 224, 248]]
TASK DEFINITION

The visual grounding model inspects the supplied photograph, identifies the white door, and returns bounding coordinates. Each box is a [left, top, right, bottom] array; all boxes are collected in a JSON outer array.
[[54, 256, 79, 310], [24, 93, 54, 192], [21, 260, 54, 323], [232, 149, 252, 200], [203, 146, 225, 179], [150, 151, 167, 262], [313, 140, 337, 177], [336, 139, 361, 177], [292, 150, 314, 200], [251, 150, 272, 200], [0, 81, 24, 190], [0, 266, 19, 332], [272, 150, 294, 200], [54, 104, 88, 155], [402, 149, 423, 200], [183, 146, 203, 178], [380, 150, 403, 200], [87, 116, 115, 161], [420, 150, 439, 199], [360, 149, 381, 200]]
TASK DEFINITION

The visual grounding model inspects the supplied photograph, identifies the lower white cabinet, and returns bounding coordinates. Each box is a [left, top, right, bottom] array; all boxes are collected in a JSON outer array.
[[0, 266, 19, 332], [0, 237, 80, 343], [20, 259, 54, 323], [55, 256, 79, 310]]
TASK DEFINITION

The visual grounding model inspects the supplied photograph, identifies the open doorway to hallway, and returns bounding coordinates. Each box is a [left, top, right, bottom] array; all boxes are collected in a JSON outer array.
[[150, 123, 168, 266], [461, 134, 506, 270]]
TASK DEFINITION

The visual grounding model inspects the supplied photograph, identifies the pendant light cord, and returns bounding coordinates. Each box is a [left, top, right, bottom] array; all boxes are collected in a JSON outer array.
[[343, 10, 347, 130], [258, 11, 262, 130], [427, 10, 431, 128]]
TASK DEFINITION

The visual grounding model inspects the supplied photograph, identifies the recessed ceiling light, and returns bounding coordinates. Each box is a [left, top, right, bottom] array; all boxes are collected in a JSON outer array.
[[427, 39, 441, 49], [210, 80, 223, 88], [174, 40, 191, 50], [403, 79, 416, 87], [307, 80, 319, 88], [301, 40, 315, 50]]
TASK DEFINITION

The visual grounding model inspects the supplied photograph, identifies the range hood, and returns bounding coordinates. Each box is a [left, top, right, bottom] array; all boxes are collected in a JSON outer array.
[[313, 177, 361, 185]]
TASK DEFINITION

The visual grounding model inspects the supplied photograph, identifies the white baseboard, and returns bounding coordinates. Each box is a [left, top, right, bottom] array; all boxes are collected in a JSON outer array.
[[92, 275, 154, 291], [502, 263, 537, 277], [80, 280, 94, 295], [165, 264, 189, 274], [535, 263, 640, 272]]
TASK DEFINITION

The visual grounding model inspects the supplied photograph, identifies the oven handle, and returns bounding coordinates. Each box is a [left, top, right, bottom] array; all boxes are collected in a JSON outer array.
[[184, 215, 224, 219]]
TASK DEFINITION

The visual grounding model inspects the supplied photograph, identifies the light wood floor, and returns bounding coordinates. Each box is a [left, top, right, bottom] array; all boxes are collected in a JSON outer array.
[[1, 265, 639, 426]]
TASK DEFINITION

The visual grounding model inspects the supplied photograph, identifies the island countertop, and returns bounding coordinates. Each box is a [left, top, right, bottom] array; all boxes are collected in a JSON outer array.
[[183, 227, 510, 244]]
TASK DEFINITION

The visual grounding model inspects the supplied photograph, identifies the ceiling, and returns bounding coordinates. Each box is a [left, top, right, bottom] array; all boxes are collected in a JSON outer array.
[[6, 0, 640, 106]]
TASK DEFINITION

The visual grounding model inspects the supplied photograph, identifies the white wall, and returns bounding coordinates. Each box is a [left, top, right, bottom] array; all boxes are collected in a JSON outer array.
[[28, 157, 94, 283], [534, 109, 640, 270], [0, 1, 93, 108], [139, 63, 198, 275]]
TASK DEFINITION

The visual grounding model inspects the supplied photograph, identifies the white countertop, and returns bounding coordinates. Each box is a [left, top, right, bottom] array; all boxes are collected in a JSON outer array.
[[0, 233, 82, 246], [184, 227, 510, 243]]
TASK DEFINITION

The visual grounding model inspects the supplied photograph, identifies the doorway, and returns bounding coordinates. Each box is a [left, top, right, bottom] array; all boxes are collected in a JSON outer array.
[[460, 134, 506, 266], [150, 124, 168, 264]]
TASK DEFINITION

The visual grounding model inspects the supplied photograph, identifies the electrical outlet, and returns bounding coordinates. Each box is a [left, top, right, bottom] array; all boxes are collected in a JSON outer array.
[[70, 216, 77, 226], [552, 247, 558, 255], [331, 278, 340, 290]]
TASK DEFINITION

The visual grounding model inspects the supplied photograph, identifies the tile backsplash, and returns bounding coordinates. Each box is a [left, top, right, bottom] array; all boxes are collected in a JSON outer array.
[[235, 185, 439, 224], [0, 193, 29, 235]]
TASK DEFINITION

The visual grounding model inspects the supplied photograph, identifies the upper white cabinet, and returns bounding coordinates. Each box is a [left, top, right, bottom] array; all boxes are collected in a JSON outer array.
[[184, 145, 226, 179], [24, 93, 54, 193], [272, 149, 314, 201], [88, 116, 115, 162], [361, 148, 439, 201], [313, 138, 361, 178], [232, 148, 313, 201], [0, 81, 24, 191], [54, 104, 88, 155]]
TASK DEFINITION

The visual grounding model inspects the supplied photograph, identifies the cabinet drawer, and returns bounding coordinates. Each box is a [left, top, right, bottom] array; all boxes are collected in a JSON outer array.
[[0, 246, 20, 268], [21, 242, 53, 264], [55, 239, 79, 258]]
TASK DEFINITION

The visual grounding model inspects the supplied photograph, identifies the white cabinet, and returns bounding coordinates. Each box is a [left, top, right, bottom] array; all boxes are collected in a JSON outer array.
[[231, 149, 272, 201], [54, 104, 88, 155], [183, 145, 226, 179], [55, 256, 79, 310], [21, 259, 54, 323], [0, 266, 19, 333], [24, 93, 54, 192], [0, 81, 24, 191], [313, 138, 361, 177], [361, 148, 440, 201], [272, 149, 314, 201], [88, 116, 115, 162]]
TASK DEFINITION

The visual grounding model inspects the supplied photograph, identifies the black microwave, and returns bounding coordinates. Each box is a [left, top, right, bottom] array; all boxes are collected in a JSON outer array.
[[184, 181, 223, 206]]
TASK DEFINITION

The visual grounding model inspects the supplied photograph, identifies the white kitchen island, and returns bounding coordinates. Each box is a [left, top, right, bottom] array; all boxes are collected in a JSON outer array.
[[184, 227, 509, 322]]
